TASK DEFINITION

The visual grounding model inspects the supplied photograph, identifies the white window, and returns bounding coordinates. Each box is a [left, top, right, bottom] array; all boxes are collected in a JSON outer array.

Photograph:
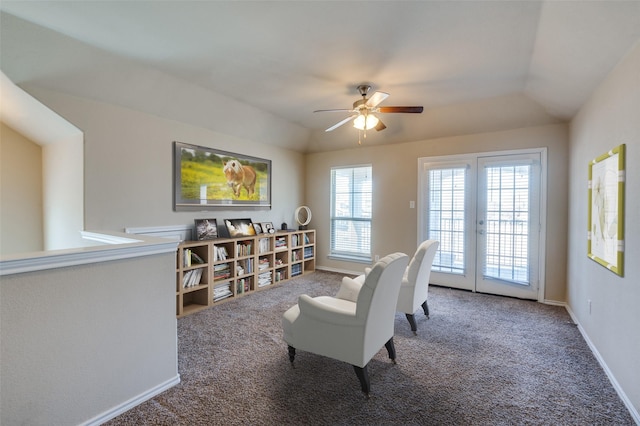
[[330, 165, 372, 261]]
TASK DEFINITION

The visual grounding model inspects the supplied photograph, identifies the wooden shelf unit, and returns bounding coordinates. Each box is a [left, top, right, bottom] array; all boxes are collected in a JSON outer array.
[[175, 230, 315, 317]]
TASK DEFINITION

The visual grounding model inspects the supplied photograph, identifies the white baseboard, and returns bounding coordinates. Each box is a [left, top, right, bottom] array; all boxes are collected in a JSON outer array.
[[81, 374, 181, 426], [565, 305, 639, 424], [542, 298, 566, 306]]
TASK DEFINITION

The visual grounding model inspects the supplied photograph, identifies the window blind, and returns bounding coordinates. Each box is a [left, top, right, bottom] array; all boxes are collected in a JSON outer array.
[[330, 166, 372, 260]]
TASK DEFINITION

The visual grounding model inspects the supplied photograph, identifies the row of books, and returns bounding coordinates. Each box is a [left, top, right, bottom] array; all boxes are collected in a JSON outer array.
[[182, 268, 203, 288], [291, 263, 302, 277], [275, 237, 287, 250], [213, 282, 232, 302], [258, 237, 271, 254], [290, 233, 312, 247], [274, 270, 287, 282], [214, 246, 229, 261], [236, 278, 251, 294], [304, 247, 314, 259], [214, 263, 231, 280], [258, 257, 270, 270], [258, 271, 272, 287], [236, 259, 253, 275], [236, 242, 252, 257]]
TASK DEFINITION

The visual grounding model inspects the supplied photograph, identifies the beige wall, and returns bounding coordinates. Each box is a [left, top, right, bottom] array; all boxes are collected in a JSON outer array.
[[22, 86, 306, 235], [305, 123, 569, 303], [568, 41, 640, 416], [1, 251, 178, 425], [0, 122, 43, 254]]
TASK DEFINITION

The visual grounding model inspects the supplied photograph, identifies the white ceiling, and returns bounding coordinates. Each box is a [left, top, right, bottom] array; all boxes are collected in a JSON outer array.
[[1, 1, 639, 152]]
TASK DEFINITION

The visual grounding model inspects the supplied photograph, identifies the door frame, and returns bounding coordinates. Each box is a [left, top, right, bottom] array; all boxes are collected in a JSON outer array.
[[417, 148, 548, 302]]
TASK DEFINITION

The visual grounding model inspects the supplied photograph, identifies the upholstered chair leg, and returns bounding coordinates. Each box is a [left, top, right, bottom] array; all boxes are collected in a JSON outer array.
[[288, 345, 296, 366], [384, 337, 397, 364], [353, 365, 371, 397], [405, 313, 418, 335], [421, 300, 430, 319]]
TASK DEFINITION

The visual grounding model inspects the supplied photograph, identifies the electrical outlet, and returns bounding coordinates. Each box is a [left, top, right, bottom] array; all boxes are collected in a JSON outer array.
[[374, 255, 380, 262]]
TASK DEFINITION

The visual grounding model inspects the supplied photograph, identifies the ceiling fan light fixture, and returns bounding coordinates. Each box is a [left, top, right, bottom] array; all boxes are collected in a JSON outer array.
[[353, 114, 379, 130]]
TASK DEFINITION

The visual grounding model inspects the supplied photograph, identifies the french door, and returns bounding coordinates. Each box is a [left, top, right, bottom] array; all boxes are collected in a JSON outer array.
[[418, 149, 546, 300]]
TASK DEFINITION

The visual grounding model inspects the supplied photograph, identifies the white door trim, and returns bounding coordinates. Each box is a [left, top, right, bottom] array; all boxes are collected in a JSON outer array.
[[418, 147, 547, 302]]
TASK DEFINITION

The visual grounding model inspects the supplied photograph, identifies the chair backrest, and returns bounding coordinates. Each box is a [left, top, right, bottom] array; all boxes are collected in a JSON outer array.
[[402, 239, 439, 307], [355, 252, 409, 362]]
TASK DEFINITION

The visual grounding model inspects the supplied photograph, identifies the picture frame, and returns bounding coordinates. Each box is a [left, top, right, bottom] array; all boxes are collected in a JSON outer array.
[[261, 222, 275, 234], [173, 141, 271, 210], [224, 218, 256, 237], [194, 218, 219, 240], [253, 223, 263, 234], [587, 144, 625, 276]]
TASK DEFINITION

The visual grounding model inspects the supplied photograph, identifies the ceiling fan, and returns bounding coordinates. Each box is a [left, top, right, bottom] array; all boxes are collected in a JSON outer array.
[[314, 84, 423, 140]]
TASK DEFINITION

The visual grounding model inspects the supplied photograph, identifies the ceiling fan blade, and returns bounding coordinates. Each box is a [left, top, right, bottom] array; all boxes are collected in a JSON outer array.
[[314, 108, 354, 113], [378, 106, 424, 113], [375, 119, 387, 132], [365, 91, 390, 108], [325, 115, 356, 132]]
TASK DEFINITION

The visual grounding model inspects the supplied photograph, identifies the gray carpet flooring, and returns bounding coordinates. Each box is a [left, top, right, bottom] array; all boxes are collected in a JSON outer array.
[[107, 271, 634, 425]]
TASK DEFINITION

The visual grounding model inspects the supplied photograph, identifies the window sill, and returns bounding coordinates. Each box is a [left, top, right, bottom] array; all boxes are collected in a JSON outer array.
[[328, 254, 372, 264]]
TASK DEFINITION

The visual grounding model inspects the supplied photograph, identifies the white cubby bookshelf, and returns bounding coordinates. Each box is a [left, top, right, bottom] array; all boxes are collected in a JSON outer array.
[[175, 230, 315, 318]]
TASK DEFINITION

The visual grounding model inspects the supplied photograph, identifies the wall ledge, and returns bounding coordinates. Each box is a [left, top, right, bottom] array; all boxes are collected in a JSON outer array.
[[0, 231, 178, 276]]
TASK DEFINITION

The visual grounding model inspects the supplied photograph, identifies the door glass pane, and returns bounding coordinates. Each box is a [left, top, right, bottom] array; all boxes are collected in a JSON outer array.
[[483, 165, 530, 284], [428, 168, 466, 274]]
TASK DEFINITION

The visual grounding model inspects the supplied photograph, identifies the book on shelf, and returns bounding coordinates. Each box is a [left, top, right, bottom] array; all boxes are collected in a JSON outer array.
[[191, 251, 205, 264], [183, 248, 192, 267], [258, 258, 270, 270], [304, 233, 310, 244], [213, 282, 232, 301], [275, 237, 287, 250]]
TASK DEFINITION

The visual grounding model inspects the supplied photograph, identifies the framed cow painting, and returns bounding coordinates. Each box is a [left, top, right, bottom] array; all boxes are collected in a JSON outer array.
[[173, 141, 271, 210]]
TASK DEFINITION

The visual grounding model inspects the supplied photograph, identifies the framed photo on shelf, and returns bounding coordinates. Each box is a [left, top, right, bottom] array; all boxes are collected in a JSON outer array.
[[194, 218, 218, 240], [224, 218, 257, 237], [261, 222, 275, 234], [173, 141, 271, 210], [253, 223, 263, 234], [587, 143, 625, 276]]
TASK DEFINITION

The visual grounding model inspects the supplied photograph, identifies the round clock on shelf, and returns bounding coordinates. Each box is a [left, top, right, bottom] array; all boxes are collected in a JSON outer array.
[[294, 206, 312, 230]]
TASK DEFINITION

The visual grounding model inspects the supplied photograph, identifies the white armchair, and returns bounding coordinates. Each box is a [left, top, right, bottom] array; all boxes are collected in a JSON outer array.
[[282, 252, 409, 396], [396, 239, 439, 334], [352, 240, 439, 335]]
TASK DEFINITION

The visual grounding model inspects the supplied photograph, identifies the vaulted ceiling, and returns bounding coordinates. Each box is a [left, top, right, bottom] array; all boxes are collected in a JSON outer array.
[[1, 1, 639, 152]]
